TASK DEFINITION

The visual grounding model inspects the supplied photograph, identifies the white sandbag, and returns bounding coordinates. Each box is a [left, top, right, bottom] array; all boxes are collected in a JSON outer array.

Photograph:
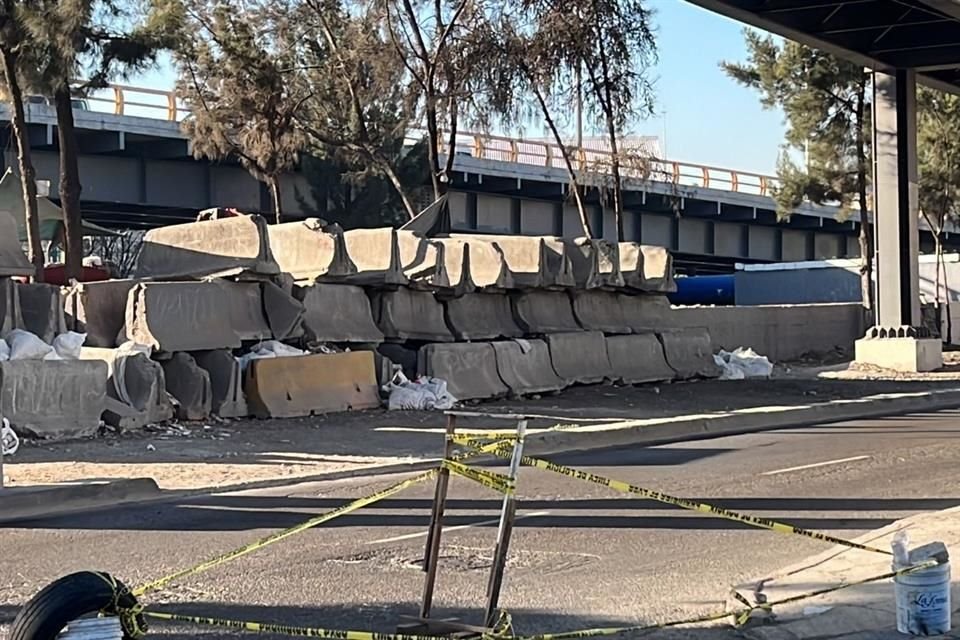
[[713, 347, 773, 380], [52, 331, 87, 359], [383, 369, 456, 411], [6, 329, 53, 360]]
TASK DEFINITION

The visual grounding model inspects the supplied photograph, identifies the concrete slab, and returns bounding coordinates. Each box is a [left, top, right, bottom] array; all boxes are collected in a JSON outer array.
[[0, 277, 23, 335], [15, 283, 66, 343], [492, 339, 567, 395], [296, 283, 383, 344], [658, 328, 722, 379], [63, 280, 138, 348], [372, 288, 453, 342], [418, 342, 507, 400], [194, 350, 248, 418], [606, 333, 676, 384], [80, 347, 173, 429], [546, 331, 614, 384], [161, 352, 213, 420], [433, 237, 513, 291], [267, 219, 354, 282], [445, 293, 523, 340], [511, 291, 581, 334], [0, 360, 108, 439], [135, 214, 280, 280], [566, 238, 624, 289], [245, 351, 380, 418], [619, 294, 674, 332], [571, 291, 631, 334], [125, 281, 272, 352], [262, 281, 305, 340], [619, 243, 676, 293], [0, 210, 34, 277]]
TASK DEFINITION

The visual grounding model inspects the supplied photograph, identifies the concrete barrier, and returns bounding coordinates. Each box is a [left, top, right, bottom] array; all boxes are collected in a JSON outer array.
[[245, 351, 380, 418], [373, 288, 453, 342], [546, 331, 613, 384], [433, 237, 514, 291], [658, 328, 721, 379], [620, 243, 676, 293], [606, 333, 676, 384], [64, 280, 137, 347], [511, 291, 581, 334], [262, 281, 305, 340], [16, 283, 66, 343], [418, 342, 507, 400], [296, 283, 383, 343], [267, 219, 354, 282], [450, 234, 574, 289], [335, 228, 448, 288], [0, 277, 23, 335], [399, 232, 449, 290], [194, 350, 248, 418], [571, 291, 631, 334], [0, 210, 34, 277], [493, 339, 567, 395], [162, 352, 213, 420], [445, 293, 522, 340], [135, 214, 279, 279], [566, 238, 624, 289], [80, 347, 173, 429], [0, 360, 107, 439], [620, 294, 674, 332]]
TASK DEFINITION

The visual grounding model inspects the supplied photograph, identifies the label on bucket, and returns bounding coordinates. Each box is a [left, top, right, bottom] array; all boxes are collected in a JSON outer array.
[[898, 588, 951, 635]]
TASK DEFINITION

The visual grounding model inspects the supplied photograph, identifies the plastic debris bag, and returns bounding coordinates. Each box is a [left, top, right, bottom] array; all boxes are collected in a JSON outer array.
[[383, 369, 457, 411], [1, 417, 19, 456], [238, 340, 307, 371], [713, 347, 773, 380], [52, 331, 87, 359], [6, 329, 53, 360]]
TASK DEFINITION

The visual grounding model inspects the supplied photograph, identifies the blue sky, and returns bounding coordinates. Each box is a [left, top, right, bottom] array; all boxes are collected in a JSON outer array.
[[127, 0, 786, 175]]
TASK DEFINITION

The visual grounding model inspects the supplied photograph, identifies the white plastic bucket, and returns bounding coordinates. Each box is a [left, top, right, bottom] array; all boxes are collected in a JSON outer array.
[[895, 560, 951, 636]]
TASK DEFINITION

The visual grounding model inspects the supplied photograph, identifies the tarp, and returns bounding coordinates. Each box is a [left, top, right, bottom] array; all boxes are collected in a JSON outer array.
[[0, 168, 116, 241]]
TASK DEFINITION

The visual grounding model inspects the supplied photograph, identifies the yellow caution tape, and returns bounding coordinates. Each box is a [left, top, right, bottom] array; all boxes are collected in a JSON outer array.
[[143, 611, 445, 639], [442, 459, 514, 495], [452, 436, 891, 556]]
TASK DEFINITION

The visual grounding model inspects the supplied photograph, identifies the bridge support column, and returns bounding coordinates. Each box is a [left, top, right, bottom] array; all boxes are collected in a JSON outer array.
[[855, 69, 941, 372]]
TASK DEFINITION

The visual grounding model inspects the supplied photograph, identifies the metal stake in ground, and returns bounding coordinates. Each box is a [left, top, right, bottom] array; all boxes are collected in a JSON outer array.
[[419, 415, 457, 619], [484, 418, 527, 627]]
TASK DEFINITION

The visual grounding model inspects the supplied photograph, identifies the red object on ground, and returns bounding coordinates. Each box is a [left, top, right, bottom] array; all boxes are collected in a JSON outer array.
[[39, 264, 111, 286]]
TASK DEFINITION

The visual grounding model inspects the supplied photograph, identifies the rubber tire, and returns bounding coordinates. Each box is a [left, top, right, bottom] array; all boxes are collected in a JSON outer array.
[[9, 571, 138, 640]]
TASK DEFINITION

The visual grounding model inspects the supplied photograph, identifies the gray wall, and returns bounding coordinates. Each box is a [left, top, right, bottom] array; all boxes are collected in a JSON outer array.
[[671, 303, 867, 362]]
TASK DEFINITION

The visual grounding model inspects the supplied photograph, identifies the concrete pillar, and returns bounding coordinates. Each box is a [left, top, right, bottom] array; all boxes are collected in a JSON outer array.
[[855, 69, 941, 372]]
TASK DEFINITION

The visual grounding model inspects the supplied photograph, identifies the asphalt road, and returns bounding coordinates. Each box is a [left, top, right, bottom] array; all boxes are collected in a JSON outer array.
[[4, 410, 960, 639]]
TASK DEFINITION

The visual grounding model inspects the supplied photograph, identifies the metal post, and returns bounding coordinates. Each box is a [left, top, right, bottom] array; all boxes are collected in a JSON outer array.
[[419, 415, 456, 619], [483, 418, 527, 627]]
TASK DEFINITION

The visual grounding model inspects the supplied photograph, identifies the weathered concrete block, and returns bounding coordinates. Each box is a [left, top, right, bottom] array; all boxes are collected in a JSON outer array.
[[135, 214, 279, 280], [451, 234, 574, 289], [0, 210, 34, 277], [606, 333, 676, 384], [400, 233, 450, 290], [566, 238, 624, 289], [0, 360, 107, 439], [373, 288, 453, 342], [658, 328, 722, 379], [445, 294, 522, 341], [81, 346, 174, 429], [296, 283, 383, 343], [124, 281, 272, 352], [493, 339, 567, 395], [511, 291, 581, 334], [546, 331, 613, 384], [245, 351, 380, 418], [267, 219, 354, 282], [418, 342, 506, 400], [433, 237, 513, 291], [64, 280, 138, 347], [571, 291, 631, 334], [620, 294, 674, 332], [334, 228, 448, 288], [194, 350, 248, 418], [0, 277, 23, 335], [162, 352, 212, 420], [620, 243, 676, 293], [16, 283, 66, 343], [262, 281, 305, 340]]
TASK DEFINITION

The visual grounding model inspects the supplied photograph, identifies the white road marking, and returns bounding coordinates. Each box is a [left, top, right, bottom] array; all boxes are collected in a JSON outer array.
[[366, 511, 551, 545], [761, 455, 871, 476]]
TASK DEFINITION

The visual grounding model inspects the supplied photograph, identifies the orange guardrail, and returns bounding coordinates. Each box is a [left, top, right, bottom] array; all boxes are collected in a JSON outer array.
[[86, 83, 780, 197]]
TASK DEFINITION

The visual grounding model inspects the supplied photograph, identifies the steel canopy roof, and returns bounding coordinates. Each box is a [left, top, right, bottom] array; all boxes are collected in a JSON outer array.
[[685, 0, 960, 92]]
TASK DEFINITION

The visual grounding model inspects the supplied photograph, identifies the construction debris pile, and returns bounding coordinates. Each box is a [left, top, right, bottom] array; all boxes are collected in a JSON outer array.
[[0, 210, 720, 441]]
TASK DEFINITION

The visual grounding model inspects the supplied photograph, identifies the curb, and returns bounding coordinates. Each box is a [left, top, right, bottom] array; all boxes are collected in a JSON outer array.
[[0, 477, 161, 525], [5, 387, 960, 523]]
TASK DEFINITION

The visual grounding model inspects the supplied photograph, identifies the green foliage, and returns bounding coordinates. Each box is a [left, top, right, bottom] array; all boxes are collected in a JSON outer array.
[[917, 88, 960, 230]]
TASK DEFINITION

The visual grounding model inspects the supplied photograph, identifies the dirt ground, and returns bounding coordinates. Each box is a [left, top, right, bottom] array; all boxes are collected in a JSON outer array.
[[4, 367, 958, 492]]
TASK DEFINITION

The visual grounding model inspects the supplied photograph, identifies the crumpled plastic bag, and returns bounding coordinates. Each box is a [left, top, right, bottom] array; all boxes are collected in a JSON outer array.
[[2, 417, 19, 456], [238, 340, 307, 371], [383, 369, 457, 411], [713, 347, 773, 380], [52, 331, 87, 359], [6, 329, 53, 360]]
